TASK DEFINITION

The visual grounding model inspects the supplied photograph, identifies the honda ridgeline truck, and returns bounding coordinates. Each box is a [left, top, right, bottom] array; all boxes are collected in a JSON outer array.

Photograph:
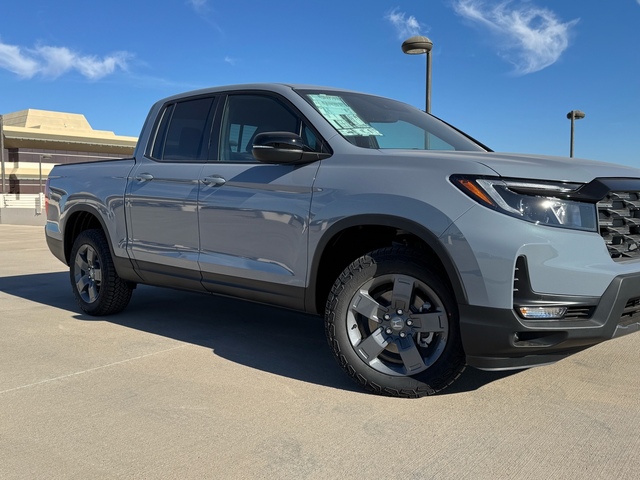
[[45, 84, 640, 397]]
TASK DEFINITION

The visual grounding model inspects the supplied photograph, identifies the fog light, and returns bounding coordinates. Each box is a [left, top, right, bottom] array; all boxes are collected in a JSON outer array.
[[519, 306, 567, 319]]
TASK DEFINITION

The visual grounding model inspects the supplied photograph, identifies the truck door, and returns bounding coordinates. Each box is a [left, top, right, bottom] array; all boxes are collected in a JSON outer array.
[[126, 96, 215, 291], [197, 93, 321, 309]]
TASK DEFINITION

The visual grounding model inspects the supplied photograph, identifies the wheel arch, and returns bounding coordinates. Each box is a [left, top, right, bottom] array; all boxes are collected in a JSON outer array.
[[305, 214, 468, 315], [62, 205, 110, 264], [62, 204, 141, 284]]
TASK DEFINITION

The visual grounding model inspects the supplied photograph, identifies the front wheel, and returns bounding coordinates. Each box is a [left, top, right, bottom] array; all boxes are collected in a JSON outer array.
[[69, 229, 133, 316], [325, 247, 465, 397]]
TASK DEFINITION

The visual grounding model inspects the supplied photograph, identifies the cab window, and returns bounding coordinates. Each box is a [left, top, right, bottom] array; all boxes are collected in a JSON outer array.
[[219, 94, 320, 162], [149, 96, 215, 162]]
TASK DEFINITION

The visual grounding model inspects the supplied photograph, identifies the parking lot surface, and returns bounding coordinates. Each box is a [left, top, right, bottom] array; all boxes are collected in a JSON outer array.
[[1, 224, 639, 479]]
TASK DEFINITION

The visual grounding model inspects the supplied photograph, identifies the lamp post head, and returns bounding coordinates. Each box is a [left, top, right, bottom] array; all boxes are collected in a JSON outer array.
[[566, 110, 586, 120], [402, 35, 433, 55]]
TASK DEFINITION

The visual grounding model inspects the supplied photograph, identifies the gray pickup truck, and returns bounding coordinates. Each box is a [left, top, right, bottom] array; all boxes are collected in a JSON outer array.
[[45, 83, 640, 397]]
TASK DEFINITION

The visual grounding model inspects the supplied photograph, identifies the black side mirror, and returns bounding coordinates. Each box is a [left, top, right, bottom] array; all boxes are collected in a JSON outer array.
[[252, 132, 330, 164]]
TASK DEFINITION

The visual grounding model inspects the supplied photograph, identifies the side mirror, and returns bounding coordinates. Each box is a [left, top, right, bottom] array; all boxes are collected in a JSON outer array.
[[252, 132, 330, 164]]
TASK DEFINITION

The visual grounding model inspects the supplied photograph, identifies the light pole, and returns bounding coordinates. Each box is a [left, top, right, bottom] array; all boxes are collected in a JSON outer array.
[[566, 110, 585, 158], [1, 114, 5, 193], [402, 35, 433, 113]]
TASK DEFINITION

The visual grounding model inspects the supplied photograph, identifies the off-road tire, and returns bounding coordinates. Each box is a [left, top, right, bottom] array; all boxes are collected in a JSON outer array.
[[69, 229, 133, 316], [325, 246, 465, 398]]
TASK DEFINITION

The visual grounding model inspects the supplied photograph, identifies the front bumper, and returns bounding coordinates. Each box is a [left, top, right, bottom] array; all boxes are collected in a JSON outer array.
[[460, 270, 640, 370]]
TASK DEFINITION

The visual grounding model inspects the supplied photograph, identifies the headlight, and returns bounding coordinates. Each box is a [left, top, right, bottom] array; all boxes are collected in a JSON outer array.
[[451, 175, 598, 232]]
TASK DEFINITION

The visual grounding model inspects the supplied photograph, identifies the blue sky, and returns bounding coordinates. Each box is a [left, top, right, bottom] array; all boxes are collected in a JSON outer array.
[[1, 0, 639, 166]]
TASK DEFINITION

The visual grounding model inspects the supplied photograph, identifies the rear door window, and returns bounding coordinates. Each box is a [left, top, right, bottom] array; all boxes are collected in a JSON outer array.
[[149, 96, 215, 162]]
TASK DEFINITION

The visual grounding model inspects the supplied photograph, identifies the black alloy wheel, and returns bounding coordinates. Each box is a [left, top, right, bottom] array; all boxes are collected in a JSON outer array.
[[70, 229, 133, 316], [325, 246, 465, 398]]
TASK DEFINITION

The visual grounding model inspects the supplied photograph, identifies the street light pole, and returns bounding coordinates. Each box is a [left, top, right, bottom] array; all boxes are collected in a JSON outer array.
[[425, 48, 432, 114], [566, 110, 585, 158], [1, 115, 5, 193], [402, 35, 434, 113]]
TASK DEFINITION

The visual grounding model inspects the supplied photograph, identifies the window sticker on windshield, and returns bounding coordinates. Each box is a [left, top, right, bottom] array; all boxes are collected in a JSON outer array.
[[308, 94, 382, 137]]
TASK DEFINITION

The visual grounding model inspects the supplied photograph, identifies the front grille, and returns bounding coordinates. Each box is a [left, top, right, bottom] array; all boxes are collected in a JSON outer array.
[[598, 191, 640, 260]]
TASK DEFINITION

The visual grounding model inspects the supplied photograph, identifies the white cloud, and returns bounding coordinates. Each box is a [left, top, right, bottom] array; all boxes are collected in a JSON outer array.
[[224, 56, 239, 66], [187, 0, 209, 14], [0, 43, 39, 77], [385, 8, 423, 39], [0, 39, 130, 80], [186, 0, 224, 36], [453, 0, 579, 74]]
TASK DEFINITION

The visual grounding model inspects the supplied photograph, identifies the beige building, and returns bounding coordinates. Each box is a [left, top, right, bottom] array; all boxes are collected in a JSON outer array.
[[1, 109, 138, 195]]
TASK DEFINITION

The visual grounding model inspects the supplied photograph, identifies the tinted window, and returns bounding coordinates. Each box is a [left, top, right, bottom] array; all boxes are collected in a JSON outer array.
[[219, 95, 301, 162], [150, 97, 214, 162], [150, 104, 173, 160]]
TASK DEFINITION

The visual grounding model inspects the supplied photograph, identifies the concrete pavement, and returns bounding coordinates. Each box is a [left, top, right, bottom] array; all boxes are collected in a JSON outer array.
[[0, 224, 639, 479]]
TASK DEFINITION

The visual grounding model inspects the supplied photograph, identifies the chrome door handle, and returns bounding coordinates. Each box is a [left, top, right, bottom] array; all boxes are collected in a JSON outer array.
[[202, 175, 227, 186], [134, 173, 154, 182]]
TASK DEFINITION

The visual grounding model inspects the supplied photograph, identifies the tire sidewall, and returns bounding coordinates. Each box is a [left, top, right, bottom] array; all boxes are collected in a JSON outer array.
[[326, 248, 464, 397], [69, 229, 131, 316], [70, 230, 104, 315]]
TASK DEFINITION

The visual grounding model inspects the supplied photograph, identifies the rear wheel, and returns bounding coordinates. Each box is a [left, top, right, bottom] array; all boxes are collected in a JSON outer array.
[[69, 229, 133, 316], [325, 246, 465, 397]]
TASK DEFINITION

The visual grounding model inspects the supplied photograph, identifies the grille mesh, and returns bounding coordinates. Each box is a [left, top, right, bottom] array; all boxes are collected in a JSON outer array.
[[598, 192, 640, 260]]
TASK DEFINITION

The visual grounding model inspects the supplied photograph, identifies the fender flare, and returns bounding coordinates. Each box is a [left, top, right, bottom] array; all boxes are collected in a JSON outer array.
[[304, 213, 474, 314]]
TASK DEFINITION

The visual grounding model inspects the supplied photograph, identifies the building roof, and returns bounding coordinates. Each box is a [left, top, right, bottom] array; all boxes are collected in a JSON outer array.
[[2, 109, 137, 155]]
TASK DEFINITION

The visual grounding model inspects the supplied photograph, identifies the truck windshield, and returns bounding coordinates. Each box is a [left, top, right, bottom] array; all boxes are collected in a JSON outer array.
[[296, 89, 487, 152]]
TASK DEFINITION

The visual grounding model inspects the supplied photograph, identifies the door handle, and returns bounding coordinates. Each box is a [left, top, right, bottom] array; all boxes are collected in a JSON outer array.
[[202, 175, 227, 186], [134, 173, 154, 182]]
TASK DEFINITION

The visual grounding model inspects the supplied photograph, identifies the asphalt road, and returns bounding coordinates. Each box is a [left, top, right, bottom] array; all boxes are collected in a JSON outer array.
[[1, 224, 639, 479]]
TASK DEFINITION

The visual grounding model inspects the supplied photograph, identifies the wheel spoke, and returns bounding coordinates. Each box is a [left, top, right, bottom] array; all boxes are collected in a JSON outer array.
[[396, 336, 426, 373], [87, 283, 98, 303], [391, 275, 414, 311], [74, 245, 101, 304], [75, 252, 88, 273], [351, 290, 384, 322], [86, 247, 96, 267], [356, 327, 391, 362], [409, 309, 446, 333], [76, 274, 89, 294]]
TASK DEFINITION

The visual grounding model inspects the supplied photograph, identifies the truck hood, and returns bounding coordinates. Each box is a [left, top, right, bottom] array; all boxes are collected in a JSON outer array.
[[379, 150, 640, 184], [445, 151, 640, 183]]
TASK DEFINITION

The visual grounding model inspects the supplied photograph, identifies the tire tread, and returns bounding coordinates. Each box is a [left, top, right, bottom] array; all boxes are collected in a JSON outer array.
[[70, 229, 133, 316], [324, 246, 465, 398]]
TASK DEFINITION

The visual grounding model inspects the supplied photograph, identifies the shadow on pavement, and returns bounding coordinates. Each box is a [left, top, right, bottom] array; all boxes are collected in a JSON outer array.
[[0, 272, 517, 396]]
